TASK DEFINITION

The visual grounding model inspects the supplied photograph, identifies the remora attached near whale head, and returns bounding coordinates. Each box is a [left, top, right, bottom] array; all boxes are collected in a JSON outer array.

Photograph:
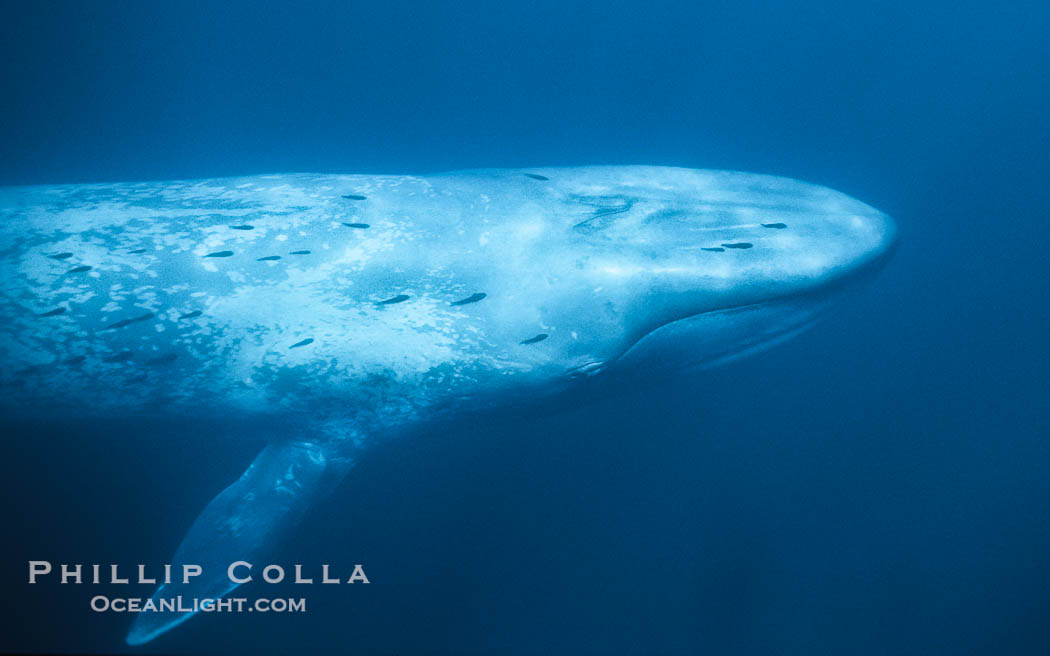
[[0, 166, 896, 644]]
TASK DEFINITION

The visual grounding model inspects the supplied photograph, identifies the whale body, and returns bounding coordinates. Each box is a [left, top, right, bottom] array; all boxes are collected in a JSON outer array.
[[0, 166, 896, 644]]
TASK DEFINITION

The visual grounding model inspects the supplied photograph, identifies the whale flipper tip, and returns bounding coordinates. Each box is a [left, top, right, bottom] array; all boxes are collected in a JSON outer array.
[[125, 438, 354, 645]]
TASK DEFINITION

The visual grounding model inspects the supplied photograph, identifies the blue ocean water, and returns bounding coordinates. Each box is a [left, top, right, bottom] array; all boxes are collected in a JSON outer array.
[[1, 1, 1047, 654]]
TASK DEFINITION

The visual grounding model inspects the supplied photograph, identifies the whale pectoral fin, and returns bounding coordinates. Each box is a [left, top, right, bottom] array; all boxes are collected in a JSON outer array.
[[125, 440, 353, 646]]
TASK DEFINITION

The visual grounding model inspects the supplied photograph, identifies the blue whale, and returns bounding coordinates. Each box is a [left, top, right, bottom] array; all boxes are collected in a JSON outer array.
[[0, 166, 896, 644]]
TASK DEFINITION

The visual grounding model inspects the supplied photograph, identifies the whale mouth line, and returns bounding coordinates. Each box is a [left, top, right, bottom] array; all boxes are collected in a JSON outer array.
[[610, 295, 798, 366], [687, 231, 900, 325], [608, 237, 898, 371]]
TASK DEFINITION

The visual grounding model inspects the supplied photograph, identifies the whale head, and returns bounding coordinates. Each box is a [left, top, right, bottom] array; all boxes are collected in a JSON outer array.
[[472, 167, 897, 379]]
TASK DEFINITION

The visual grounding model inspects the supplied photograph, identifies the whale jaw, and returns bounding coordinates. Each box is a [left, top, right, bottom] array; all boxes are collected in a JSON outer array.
[[611, 227, 897, 378]]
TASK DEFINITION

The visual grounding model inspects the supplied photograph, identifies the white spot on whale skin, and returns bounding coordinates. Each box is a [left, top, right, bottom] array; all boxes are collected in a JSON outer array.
[[276, 234, 289, 242]]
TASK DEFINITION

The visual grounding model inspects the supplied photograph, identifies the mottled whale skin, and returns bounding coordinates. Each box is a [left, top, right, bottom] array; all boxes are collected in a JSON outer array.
[[0, 166, 896, 644]]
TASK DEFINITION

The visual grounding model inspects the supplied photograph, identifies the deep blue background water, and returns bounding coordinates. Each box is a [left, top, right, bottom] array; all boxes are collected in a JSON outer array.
[[1, 1, 1048, 654]]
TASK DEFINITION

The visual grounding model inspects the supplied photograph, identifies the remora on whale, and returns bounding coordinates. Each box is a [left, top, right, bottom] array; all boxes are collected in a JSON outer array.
[[0, 166, 896, 644]]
